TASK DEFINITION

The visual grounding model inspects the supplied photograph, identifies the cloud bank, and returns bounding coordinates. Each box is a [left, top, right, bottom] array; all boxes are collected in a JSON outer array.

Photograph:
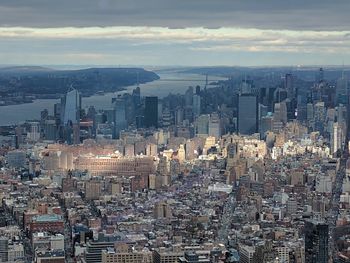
[[0, 0, 349, 66]]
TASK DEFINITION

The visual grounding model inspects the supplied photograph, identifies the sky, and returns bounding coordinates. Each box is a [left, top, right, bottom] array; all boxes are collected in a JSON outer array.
[[0, 0, 350, 67]]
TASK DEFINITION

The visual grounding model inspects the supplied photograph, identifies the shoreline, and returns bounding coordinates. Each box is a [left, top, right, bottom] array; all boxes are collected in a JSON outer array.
[[0, 86, 132, 107]]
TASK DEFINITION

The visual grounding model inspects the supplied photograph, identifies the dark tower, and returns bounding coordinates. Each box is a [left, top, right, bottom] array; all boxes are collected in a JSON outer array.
[[144, 96, 158, 128], [304, 220, 329, 263]]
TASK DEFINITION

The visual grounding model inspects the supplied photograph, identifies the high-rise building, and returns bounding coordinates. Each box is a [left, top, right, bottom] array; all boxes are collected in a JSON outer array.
[[154, 201, 172, 219], [61, 88, 81, 144], [274, 101, 287, 124], [144, 96, 158, 128], [314, 102, 326, 133], [209, 113, 221, 139], [260, 114, 273, 139], [112, 96, 127, 139], [85, 180, 101, 200], [195, 85, 201, 95], [6, 150, 26, 169], [0, 237, 8, 262], [158, 99, 163, 124], [27, 121, 41, 141], [297, 95, 307, 122], [238, 95, 258, 135], [285, 73, 294, 98], [193, 94, 201, 117], [304, 220, 328, 263], [185, 86, 194, 107], [195, 115, 209, 136], [44, 119, 57, 141], [61, 88, 81, 126], [239, 245, 255, 263], [336, 74, 348, 105], [331, 122, 342, 155], [316, 67, 324, 83]]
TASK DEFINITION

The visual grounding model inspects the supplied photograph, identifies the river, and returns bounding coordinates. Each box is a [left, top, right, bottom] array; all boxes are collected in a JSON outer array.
[[0, 72, 225, 126]]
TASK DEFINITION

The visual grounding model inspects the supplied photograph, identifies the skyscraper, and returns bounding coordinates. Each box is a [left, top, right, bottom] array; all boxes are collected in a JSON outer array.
[[0, 237, 8, 262], [285, 73, 295, 99], [316, 67, 324, 83], [62, 88, 81, 125], [195, 114, 209, 136], [61, 88, 81, 144], [209, 113, 221, 139], [145, 96, 158, 128], [274, 101, 287, 124], [336, 74, 348, 105], [112, 96, 127, 139], [304, 220, 328, 263], [238, 94, 258, 135], [193, 94, 201, 117]]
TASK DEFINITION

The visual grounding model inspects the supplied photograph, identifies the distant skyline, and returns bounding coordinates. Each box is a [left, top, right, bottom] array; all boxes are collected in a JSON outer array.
[[1, 0, 350, 66]]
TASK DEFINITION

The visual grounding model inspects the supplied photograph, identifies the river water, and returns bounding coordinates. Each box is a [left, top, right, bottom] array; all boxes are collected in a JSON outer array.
[[0, 72, 225, 126]]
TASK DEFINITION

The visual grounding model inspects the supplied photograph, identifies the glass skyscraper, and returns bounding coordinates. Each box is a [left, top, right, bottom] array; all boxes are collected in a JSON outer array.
[[60, 88, 81, 144], [238, 94, 258, 135], [304, 220, 329, 263], [145, 96, 158, 128], [113, 96, 127, 139]]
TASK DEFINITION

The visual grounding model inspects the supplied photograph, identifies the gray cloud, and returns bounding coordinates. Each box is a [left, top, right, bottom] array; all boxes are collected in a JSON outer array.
[[0, 0, 349, 30]]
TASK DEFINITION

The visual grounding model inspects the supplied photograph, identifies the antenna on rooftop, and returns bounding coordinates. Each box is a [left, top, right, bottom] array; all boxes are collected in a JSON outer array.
[[136, 72, 140, 87]]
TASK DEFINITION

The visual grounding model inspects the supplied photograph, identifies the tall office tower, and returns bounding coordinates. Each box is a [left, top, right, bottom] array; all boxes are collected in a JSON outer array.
[[195, 85, 201, 95], [113, 96, 127, 139], [285, 73, 295, 99], [314, 102, 326, 134], [273, 88, 288, 103], [316, 67, 324, 83], [85, 180, 101, 200], [209, 113, 221, 139], [260, 114, 273, 139], [193, 94, 201, 117], [132, 86, 142, 124], [162, 108, 172, 127], [132, 86, 141, 106], [336, 74, 348, 105], [238, 94, 258, 135], [54, 103, 61, 120], [175, 108, 184, 126], [40, 108, 49, 128], [331, 122, 342, 156], [274, 101, 287, 124], [185, 86, 194, 107], [44, 119, 57, 141], [61, 88, 81, 144], [157, 99, 163, 125], [297, 95, 307, 122], [307, 103, 314, 126], [0, 237, 8, 262], [259, 104, 268, 119], [195, 115, 209, 136], [304, 220, 328, 263], [27, 121, 41, 141], [145, 96, 158, 128], [337, 104, 347, 124], [240, 79, 253, 94], [177, 144, 186, 163]]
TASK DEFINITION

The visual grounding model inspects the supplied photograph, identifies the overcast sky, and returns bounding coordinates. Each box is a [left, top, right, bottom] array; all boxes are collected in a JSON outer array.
[[1, 0, 350, 66]]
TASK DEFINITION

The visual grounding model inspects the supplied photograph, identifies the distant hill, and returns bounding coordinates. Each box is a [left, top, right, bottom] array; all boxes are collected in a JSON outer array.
[[180, 66, 350, 81], [0, 66, 54, 75], [0, 67, 159, 96]]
